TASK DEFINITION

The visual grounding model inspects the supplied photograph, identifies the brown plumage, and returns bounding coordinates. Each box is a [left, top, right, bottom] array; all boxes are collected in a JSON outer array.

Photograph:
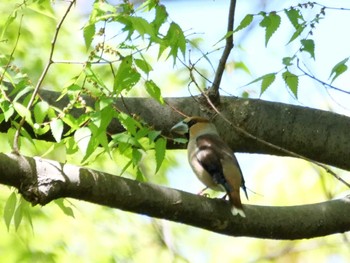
[[171, 116, 247, 217]]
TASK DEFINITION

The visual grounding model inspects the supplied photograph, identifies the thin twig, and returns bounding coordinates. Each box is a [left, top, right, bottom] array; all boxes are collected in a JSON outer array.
[[13, 0, 76, 152], [210, 0, 237, 97], [297, 59, 350, 95], [0, 15, 24, 101]]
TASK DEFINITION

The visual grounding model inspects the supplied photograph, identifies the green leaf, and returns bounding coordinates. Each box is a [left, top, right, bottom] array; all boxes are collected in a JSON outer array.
[[74, 127, 92, 156], [83, 23, 95, 50], [50, 119, 64, 142], [288, 25, 306, 44], [151, 4, 168, 32], [285, 8, 304, 29], [145, 80, 164, 104], [155, 137, 166, 173], [159, 22, 186, 63], [34, 101, 49, 124], [282, 57, 294, 66], [132, 148, 143, 167], [259, 12, 281, 46], [55, 199, 75, 218], [14, 199, 24, 231], [329, 58, 349, 83], [300, 39, 315, 59], [260, 73, 276, 95], [282, 71, 299, 98], [112, 133, 142, 149], [4, 192, 17, 231], [13, 102, 33, 126], [118, 113, 141, 136], [246, 72, 277, 86], [128, 16, 155, 38], [234, 14, 253, 32], [0, 100, 14, 121], [135, 58, 153, 74], [114, 56, 141, 93]]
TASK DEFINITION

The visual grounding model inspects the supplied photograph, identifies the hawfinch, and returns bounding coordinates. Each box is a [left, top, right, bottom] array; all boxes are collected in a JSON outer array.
[[171, 116, 247, 217]]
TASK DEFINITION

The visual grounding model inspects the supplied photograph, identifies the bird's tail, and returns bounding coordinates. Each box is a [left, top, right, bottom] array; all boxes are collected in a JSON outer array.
[[228, 190, 246, 218]]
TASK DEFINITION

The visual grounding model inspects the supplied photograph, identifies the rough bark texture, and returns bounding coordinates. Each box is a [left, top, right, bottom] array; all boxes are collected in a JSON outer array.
[[1, 153, 350, 240], [2, 88, 349, 170]]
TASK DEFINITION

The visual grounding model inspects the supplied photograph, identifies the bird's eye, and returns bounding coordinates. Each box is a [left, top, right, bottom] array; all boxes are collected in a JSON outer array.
[[187, 119, 198, 128]]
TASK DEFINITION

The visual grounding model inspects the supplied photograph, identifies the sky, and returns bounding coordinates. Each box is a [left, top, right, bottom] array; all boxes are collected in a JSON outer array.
[[155, 0, 350, 203]]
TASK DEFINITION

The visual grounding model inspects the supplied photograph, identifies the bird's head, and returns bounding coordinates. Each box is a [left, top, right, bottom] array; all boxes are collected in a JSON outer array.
[[170, 116, 217, 138]]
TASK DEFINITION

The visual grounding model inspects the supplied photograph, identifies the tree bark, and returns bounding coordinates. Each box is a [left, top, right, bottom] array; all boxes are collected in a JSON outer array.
[[2, 88, 350, 170], [2, 152, 350, 240]]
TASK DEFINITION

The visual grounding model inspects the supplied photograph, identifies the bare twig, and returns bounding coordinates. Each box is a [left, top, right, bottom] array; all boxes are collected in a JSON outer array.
[[13, 0, 76, 152], [210, 0, 237, 100], [0, 15, 23, 101]]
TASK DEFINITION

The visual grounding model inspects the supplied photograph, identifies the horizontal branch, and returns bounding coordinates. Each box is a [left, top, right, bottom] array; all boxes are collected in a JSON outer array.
[[2, 86, 350, 170], [2, 152, 350, 240]]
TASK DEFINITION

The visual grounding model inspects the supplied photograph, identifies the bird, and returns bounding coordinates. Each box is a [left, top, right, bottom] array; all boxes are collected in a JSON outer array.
[[171, 116, 248, 217]]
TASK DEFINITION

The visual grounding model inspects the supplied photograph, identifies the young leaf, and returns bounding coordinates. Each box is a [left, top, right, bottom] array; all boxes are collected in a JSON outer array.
[[13, 102, 33, 126], [160, 22, 186, 63], [114, 56, 141, 93], [300, 39, 315, 59], [282, 71, 299, 98], [151, 4, 168, 32], [259, 12, 281, 46], [155, 137, 166, 173], [285, 8, 304, 29], [55, 199, 75, 218], [4, 192, 17, 231], [234, 14, 253, 32], [135, 58, 153, 74], [34, 101, 49, 124], [245, 72, 277, 86], [50, 119, 64, 142], [14, 199, 24, 230], [74, 127, 92, 156], [329, 58, 349, 83], [145, 80, 164, 105], [288, 25, 306, 44], [260, 73, 276, 95], [83, 23, 96, 50]]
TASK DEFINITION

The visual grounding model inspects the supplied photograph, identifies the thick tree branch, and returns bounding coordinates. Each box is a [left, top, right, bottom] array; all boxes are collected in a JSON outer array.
[[1, 153, 349, 240], [1, 87, 350, 171]]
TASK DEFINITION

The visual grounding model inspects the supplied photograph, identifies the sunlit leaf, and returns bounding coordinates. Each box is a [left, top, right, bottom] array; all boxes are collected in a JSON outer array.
[[4, 192, 17, 231], [83, 23, 95, 50], [50, 119, 64, 142], [260, 73, 276, 95], [14, 199, 23, 231], [282, 71, 299, 98], [34, 101, 49, 124], [288, 25, 306, 44], [329, 57, 349, 83], [155, 137, 166, 173], [13, 102, 33, 126], [282, 57, 294, 66], [234, 14, 253, 32], [114, 56, 141, 93], [285, 8, 304, 29], [135, 58, 153, 74], [74, 127, 92, 156], [301, 39, 315, 59], [145, 80, 164, 105], [259, 12, 281, 46], [55, 199, 75, 218]]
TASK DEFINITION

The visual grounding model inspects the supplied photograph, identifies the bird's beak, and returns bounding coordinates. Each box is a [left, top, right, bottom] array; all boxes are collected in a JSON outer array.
[[170, 121, 188, 135]]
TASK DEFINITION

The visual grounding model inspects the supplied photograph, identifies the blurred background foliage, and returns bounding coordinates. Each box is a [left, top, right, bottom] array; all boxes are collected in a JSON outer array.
[[0, 0, 350, 262]]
